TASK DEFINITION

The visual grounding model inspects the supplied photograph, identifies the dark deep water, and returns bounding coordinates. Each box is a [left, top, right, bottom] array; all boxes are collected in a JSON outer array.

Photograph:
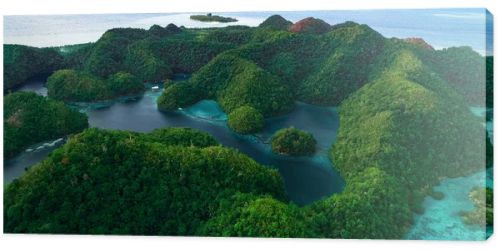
[[4, 77, 493, 239], [4, 78, 345, 206]]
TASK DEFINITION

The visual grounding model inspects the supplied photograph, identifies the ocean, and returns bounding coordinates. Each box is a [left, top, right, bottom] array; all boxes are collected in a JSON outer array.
[[3, 8, 493, 55]]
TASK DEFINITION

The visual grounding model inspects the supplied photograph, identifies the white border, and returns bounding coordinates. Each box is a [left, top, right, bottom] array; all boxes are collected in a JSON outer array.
[[0, 1, 498, 251], [0, 0, 497, 14]]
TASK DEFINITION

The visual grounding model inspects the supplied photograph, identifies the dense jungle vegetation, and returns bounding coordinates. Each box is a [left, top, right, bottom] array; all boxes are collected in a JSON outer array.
[[3, 15, 492, 238], [4, 128, 288, 235], [227, 105, 264, 134], [4, 44, 64, 90], [46, 70, 144, 102], [329, 45, 487, 221], [271, 127, 316, 156], [3, 92, 88, 158]]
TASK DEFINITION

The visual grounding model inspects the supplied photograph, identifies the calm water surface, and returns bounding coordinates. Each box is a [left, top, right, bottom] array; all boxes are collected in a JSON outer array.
[[4, 9, 492, 55], [4, 79, 344, 206]]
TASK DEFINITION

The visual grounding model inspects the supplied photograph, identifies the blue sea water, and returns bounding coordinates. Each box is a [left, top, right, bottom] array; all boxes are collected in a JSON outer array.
[[406, 170, 492, 240], [4, 8, 492, 55]]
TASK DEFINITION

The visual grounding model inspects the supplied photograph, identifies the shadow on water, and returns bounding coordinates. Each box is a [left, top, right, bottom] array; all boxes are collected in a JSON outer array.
[[86, 91, 345, 206], [4, 138, 65, 183], [8, 76, 49, 96]]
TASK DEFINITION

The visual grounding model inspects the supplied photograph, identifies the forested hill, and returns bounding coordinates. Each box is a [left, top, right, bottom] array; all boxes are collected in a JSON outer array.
[[4, 16, 490, 108], [3, 15, 492, 238], [4, 92, 88, 158], [4, 128, 294, 235]]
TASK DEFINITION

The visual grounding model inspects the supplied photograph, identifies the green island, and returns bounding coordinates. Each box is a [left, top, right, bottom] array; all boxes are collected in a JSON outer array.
[[47, 70, 145, 102], [227, 105, 264, 134], [271, 127, 316, 156], [190, 13, 238, 23], [3, 14, 492, 238]]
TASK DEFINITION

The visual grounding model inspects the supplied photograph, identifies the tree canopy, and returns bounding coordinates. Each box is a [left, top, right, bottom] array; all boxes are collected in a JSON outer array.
[[4, 44, 64, 90], [46, 69, 144, 102], [4, 128, 287, 235], [4, 92, 88, 158], [158, 54, 295, 117], [271, 127, 316, 156], [259, 15, 293, 30], [3, 15, 491, 239], [227, 106, 265, 134], [331, 46, 486, 216], [307, 167, 412, 239], [198, 193, 310, 237], [106, 71, 145, 96]]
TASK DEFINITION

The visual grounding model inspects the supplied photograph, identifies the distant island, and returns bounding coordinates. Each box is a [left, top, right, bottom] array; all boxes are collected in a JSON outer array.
[[190, 13, 237, 23]]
